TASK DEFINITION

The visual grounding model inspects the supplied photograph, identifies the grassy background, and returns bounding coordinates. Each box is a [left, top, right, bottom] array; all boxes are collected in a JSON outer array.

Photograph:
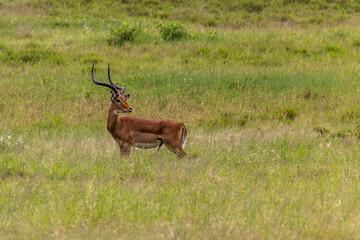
[[2, 0, 360, 239]]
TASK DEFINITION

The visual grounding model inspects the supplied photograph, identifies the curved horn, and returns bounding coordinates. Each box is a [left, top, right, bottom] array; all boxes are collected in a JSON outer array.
[[91, 61, 119, 95], [108, 62, 126, 95]]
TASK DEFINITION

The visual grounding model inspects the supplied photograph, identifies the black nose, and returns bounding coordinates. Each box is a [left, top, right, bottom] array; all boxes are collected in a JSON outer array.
[[129, 108, 133, 112]]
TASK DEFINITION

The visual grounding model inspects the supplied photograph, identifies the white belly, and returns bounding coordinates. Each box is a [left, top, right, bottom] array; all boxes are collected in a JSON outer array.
[[132, 140, 162, 149], [116, 139, 162, 149]]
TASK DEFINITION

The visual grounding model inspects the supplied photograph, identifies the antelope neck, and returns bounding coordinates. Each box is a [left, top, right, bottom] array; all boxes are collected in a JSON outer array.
[[107, 103, 121, 134]]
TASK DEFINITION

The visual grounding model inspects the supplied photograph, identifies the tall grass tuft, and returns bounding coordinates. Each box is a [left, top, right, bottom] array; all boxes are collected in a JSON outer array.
[[158, 23, 189, 41], [107, 24, 139, 47]]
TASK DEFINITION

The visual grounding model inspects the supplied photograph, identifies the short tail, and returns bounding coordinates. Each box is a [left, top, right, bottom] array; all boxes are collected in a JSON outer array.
[[181, 124, 187, 148]]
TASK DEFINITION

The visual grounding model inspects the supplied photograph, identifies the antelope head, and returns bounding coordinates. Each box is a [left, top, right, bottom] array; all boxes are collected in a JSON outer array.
[[91, 61, 133, 114]]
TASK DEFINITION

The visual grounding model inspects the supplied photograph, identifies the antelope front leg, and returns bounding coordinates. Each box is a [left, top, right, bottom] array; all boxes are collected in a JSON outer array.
[[119, 142, 132, 157]]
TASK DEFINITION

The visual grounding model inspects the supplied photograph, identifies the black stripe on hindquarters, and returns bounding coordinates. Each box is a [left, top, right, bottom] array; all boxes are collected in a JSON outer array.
[[157, 138, 164, 151]]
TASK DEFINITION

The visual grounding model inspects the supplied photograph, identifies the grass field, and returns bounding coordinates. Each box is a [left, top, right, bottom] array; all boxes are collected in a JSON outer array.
[[2, 0, 360, 239]]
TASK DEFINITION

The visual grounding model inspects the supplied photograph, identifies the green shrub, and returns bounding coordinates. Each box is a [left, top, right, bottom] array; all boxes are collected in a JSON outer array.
[[354, 125, 360, 138], [241, 0, 267, 13], [340, 110, 360, 122], [302, 87, 312, 99], [107, 24, 138, 47], [208, 30, 218, 40], [313, 126, 330, 135], [335, 129, 353, 138], [214, 48, 229, 60], [204, 18, 217, 27], [278, 107, 297, 122], [51, 19, 71, 28], [324, 45, 344, 55], [198, 112, 247, 128], [315, 125, 360, 139], [352, 39, 360, 47], [0, 42, 66, 65], [158, 23, 188, 41]]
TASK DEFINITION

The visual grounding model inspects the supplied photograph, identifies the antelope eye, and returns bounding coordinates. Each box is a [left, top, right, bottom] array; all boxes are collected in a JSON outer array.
[[116, 99, 122, 103]]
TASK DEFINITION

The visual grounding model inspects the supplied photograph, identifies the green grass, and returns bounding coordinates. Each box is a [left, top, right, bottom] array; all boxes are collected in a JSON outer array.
[[2, 128, 360, 239], [2, 0, 360, 239]]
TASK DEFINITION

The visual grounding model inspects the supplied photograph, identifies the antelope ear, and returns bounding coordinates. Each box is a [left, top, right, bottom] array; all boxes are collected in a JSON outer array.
[[124, 94, 130, 100]]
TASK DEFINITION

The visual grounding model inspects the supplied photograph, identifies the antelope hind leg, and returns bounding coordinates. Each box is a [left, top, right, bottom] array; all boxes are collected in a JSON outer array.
[[163, 141, 187, 158]]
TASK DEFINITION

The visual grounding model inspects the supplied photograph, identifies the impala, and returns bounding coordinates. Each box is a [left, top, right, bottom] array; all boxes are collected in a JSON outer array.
[[91, 62, 187, 157]]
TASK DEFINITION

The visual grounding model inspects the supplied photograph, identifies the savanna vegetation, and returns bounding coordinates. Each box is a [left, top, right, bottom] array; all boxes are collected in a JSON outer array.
[[2, 0, 360, 238]]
